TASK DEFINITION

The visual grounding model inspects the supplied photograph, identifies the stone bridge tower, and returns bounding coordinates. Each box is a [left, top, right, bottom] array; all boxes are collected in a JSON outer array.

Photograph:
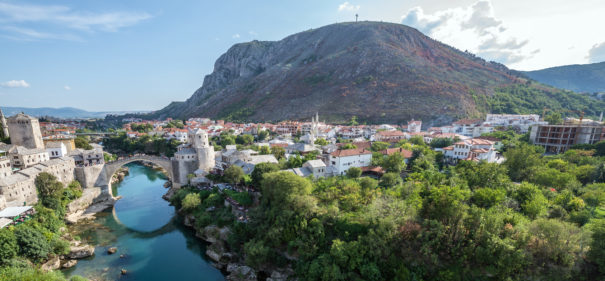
[[191, 128, 215, 171]]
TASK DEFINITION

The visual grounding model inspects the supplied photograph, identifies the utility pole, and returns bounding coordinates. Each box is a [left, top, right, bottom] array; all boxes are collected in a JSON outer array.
[[355, 14, 358, 22]]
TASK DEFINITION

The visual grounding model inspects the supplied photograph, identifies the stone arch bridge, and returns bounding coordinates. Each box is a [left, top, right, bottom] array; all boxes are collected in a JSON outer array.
[[97, 155, 173, 197]]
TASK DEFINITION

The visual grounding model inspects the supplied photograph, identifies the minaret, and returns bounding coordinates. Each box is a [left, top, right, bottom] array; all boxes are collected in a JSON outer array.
[[0, 108, 9, 139]]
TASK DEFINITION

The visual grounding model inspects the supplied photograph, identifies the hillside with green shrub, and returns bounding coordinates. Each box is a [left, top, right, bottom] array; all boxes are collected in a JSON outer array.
[[174, 133, 605, 280]]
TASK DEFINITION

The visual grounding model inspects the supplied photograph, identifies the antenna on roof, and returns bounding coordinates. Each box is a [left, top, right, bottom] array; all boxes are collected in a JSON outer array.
[[355, 14, 358, 22]]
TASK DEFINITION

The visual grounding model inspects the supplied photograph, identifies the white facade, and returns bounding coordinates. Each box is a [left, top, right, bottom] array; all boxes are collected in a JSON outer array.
[[484, 114, 546, 133], [443, 138, 497, 163], [328, 149, 372, 176], [46, 142, 67, 159]]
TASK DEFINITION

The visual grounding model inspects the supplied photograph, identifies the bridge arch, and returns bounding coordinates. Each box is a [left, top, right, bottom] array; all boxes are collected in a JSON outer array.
[[99, 155, 173, 197]]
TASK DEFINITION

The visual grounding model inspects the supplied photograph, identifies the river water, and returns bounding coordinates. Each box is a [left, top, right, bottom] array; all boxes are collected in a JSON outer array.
[[64, 163, 225, 281]]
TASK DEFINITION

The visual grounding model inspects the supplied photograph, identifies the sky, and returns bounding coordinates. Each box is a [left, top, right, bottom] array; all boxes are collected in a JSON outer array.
[[1, 0, 604, 112]]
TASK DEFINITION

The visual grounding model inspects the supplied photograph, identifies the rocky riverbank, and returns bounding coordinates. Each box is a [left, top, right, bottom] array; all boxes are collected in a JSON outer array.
[[180, 212, 294, 281], [41, 233, 96, 272], [111, 167, 129, 185]]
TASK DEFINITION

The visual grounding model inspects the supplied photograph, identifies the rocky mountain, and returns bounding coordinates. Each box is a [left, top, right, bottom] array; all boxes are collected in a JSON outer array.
[[522, 61, 605, 94], [151, 21, 604, 126]]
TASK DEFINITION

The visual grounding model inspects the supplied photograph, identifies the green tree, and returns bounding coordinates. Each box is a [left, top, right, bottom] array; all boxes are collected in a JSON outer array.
[[220, 135, 236, 146], [74, 136, 93, 150], [430, 138, 454, 149], [589, 219, 605, 274], [381, 153, 406, 173], [251, 162, 280, 187], [182, 193, 201, 212], [225, 165, 245, 185], [314, 138, 329, 146], [503, 143, 544, 182], [359, 177, 378, 190], [380, 172, 402, 187], [514, 182, 548, 219], [0, 229, 18, 264], [341, 143, 357, 150], [271, 146, 285, 160], [34, 172, 63, 199], [409, 135, 425, 146], [258, 130, 269, 141], [472, 188, 505, 208], [236, 134, 254, 145], [370, 142, 389, 152], [349, 116, 358, 126], [346, 167, 362, 178], [544, 112, 563, 125], [259, 145, 271, 155], [14, 226, 51, 263]]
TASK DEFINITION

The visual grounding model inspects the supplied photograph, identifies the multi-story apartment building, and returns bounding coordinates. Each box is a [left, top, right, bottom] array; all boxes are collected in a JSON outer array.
[[529, 123, 605, 154]]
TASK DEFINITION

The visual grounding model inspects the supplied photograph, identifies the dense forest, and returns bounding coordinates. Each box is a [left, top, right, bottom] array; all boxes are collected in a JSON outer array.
[[174, 132, 605, 281]]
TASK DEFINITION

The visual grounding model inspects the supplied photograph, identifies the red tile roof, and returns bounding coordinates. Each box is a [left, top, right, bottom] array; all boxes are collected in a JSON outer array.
[[330, 148, 372, 157]]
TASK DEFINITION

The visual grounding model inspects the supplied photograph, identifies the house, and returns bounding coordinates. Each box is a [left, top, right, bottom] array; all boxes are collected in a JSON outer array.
[[69, 144, 104, 166], [379, 148, 413, 163], [287, 159, 327, 178], [375, 130, 406, 142], [286, 143, 318, 155], [443, 138, 497, 163], [407, 120, 422, 133], [452, 119, 494, 137], [46, 141, 67, 159], [328, 148, 373, 176], [234, 155, 279, 174]]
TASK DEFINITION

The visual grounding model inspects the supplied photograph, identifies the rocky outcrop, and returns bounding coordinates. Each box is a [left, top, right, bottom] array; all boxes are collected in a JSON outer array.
[[107, 247, 117, 254], [68, 244, 95, 259], [41, 256, 61, 271], [226, 264, 257, 281], [62, 259, 78, 268]]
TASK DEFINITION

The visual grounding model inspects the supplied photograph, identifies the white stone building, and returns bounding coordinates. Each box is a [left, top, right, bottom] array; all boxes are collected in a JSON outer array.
[[443, 138, 497, 163], [328, 148, 372, 176], [407, 120, 422, 133], [46, 142, 68, 159]]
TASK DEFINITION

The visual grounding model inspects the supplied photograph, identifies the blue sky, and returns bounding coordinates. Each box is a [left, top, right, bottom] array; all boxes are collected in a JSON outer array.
[[1, 0, 604, 111]]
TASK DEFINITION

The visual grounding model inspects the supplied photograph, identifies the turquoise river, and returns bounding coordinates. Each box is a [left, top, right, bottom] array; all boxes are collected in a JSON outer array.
[[63, 163, 225, 281]]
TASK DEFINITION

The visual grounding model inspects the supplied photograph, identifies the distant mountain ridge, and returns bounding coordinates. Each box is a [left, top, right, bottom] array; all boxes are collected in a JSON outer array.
[[522, 61, 605, 94], [1, 106, 147, 119], [148, 21, 604, 125]]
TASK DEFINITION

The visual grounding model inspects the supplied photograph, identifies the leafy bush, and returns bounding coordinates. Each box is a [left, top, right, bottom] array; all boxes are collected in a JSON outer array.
[[14, 226, 51, 263], [182, 193, 201, 212]]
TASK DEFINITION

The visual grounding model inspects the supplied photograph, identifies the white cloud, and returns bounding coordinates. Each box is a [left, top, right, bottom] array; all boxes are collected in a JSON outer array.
[[401, 0, 532, 66], [1, 26, 80, 41], [64, 85, 71, 91], [248, 31, 258, 36], [232, 33, 240, 39], [338, 2, 360, 12], [0, 2, 151, 40], [0, 80, 30, 88], [587, 42, 605, 63]]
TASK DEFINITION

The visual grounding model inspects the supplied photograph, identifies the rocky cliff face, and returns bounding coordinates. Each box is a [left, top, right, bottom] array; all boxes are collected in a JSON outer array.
[[153, 21, 527, 126]]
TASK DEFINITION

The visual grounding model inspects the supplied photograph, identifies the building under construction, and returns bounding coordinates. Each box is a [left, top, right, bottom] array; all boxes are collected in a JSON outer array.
[[530, 118, 605, 154]]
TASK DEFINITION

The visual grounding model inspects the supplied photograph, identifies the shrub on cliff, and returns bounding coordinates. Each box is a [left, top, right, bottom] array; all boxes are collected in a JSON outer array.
[[182, 193, 201, 212]]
